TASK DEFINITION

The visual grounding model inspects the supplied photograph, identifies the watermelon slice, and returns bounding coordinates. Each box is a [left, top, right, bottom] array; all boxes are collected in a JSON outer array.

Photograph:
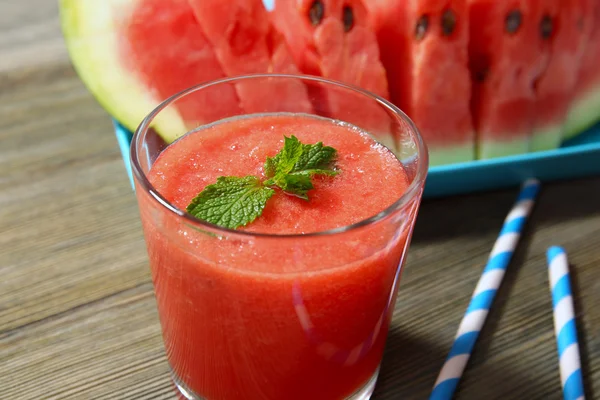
[[531, 0, 592, 150], [564, 1, 600, 139], [272, 0, 378, 78], [185, 0, 313, 114], [468, 0, 551, 159], [270, 0, 395, 150], [367, 0, 475, 166], [60, 0, 311, 143], [60, 0, 237, 142], [531, 0, 593, 152]]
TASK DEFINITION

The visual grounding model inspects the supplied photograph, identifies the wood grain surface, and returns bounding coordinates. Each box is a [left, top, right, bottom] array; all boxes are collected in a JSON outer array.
[[1, 1, 599, 399]]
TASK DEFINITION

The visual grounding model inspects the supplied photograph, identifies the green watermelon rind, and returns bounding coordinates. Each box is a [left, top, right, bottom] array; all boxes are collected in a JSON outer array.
[[428, 143, 475, 167], [530, 125, 562, 152], [59, 0, 186, 143], [477, 138, 529, 160], [377, 133, 474, 166], [564, 85, 600, 140]]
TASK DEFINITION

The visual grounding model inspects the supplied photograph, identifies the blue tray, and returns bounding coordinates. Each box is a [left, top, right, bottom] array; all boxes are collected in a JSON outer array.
[[115, 120, 600, 198]]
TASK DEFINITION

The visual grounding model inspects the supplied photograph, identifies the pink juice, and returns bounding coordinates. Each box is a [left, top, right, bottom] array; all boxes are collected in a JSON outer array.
[[136, 113, 421, 400]]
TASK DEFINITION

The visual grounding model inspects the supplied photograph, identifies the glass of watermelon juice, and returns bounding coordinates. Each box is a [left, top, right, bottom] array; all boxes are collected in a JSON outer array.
[[130, 74, 428, 400]]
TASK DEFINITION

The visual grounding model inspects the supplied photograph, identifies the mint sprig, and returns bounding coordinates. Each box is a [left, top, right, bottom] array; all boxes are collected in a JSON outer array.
[[263, 135, 338, 199], [186, 135, 338, 229]]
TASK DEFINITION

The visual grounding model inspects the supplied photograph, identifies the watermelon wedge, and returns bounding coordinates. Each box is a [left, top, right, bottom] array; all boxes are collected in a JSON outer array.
[[468, 0, 550, 159], [60, 0, 312, 143], [185, 0, 313, 114], [531, 0, 593, 151], [564, 1, 600, 140], [272, 0, 378, 78], [367, 0, 475, 166], [60, 0, 237, 142], [270, 0, 395, 150]]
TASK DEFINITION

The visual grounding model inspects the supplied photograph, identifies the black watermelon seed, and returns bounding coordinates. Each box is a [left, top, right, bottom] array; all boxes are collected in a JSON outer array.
[[505, 10, 522, 34], [309, 0, 324, 26], [540, 14, 553, 39], [441, 9, 457, 36], [343, 6, 354, 32], [415, 15, 429, 40], [474, 68, 488, 82]]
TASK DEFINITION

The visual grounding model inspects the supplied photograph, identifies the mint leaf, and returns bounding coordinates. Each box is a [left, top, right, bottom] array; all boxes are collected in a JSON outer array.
[[264, 156, 278, 178], [264, 135, 302, 178], [294, 139, 338, 172], [264, 135, 338, 198], [186, 176, 274, 229], [279, 173, 314, 200]]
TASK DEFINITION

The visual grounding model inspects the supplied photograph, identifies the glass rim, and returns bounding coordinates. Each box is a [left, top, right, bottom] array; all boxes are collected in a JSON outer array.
[[130, 73, 428, 239]]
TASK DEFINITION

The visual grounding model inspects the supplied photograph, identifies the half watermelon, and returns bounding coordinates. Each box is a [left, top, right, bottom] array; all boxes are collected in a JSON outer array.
[[367, 0, 475, 166], [60, 0, 311, 143], [61, 0, 231, 142]]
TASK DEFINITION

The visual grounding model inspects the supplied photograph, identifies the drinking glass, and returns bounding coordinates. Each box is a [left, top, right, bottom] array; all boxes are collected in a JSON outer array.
[[130, 74, 428, 400]]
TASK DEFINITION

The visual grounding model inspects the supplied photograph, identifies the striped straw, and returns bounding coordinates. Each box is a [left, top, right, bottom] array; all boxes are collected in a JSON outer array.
[[547, 246, 585, 400], [430, 178, 541, 400]]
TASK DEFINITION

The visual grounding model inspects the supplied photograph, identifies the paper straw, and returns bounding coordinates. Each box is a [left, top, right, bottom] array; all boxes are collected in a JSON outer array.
[[430, 178, 541, 400], [547, 246, 585, 400]]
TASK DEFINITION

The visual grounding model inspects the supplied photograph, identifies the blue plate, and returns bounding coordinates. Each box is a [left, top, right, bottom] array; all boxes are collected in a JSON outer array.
[[115, 121, 600, 198]]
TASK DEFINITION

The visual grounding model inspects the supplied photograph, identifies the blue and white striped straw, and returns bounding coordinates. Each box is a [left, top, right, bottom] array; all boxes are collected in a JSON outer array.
[[547, 246, 585, 400], [430, 178, 541, 400]]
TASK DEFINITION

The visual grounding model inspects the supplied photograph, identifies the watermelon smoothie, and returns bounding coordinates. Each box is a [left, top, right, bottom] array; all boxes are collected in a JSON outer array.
[[131, 75, 427, 400]]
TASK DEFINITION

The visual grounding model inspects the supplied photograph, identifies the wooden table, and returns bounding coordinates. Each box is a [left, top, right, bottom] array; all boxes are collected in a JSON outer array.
[[1, 2, 599, 399]]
